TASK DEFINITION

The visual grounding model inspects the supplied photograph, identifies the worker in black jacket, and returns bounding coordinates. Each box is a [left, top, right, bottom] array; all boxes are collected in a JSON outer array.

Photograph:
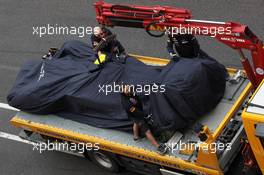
[[167, 34, 201, 60], [90, 27, 126, 56], [121, 85, 169, 155]]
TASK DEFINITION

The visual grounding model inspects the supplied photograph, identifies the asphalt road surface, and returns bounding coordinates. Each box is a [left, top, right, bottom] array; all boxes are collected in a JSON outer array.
[[0, 0, 263, 175]]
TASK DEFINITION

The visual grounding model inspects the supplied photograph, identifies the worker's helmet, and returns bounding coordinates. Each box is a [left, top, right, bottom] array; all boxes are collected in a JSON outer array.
[[173, 34, 200, 58], [93, 26, 103, 37]]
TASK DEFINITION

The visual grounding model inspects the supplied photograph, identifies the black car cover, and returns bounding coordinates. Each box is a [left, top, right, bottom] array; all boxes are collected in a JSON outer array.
[[148, 58, 227, 132], [7, 40, 227, 133]]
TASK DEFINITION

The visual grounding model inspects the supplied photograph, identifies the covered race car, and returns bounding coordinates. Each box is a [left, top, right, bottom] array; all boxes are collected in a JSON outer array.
[[7, 40, 227, 134]]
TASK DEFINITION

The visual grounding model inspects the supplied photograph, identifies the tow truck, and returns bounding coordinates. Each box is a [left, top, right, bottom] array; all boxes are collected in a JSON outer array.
[[4, 1, 264, 175]]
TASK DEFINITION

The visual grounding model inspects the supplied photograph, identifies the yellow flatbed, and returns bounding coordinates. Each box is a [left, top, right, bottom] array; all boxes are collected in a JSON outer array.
[[10, 55, 253, 175]]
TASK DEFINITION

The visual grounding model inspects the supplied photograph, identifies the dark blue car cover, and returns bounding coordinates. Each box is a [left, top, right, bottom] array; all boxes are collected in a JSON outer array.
[[7, 40, 227, 133], [148, 58, 227, 132]]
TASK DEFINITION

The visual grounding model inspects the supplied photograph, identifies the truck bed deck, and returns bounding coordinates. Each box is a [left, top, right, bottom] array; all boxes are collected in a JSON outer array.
[[9, 55, 253, 175], [11, 74, 250, 157]]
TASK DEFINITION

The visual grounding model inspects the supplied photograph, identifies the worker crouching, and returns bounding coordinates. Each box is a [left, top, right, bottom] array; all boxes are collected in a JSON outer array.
[[91, 26, 127, 63], [166, 34, 209, 60]]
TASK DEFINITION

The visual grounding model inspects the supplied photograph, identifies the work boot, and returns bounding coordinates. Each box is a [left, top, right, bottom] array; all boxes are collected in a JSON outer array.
[[133, 136, 140, 141]]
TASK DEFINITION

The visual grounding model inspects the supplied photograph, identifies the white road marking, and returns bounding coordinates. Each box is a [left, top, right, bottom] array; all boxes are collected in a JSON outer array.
[[0, 131, 35, 145], [0, 103, 84, 157], [0, 102, 19, 111], [0, 131, 84, 158]]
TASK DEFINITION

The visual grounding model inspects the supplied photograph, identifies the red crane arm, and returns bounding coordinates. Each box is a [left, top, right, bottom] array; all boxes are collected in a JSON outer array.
[[94, 1, 264, 87]]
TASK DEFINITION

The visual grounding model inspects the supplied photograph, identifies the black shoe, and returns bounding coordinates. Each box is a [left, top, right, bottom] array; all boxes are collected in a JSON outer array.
[[157, 143, 169, 155], [133, 136, 141, 141]]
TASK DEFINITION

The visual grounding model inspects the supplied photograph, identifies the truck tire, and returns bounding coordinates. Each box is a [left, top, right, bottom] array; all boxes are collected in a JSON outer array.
[[87, 150, 120, 173]]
